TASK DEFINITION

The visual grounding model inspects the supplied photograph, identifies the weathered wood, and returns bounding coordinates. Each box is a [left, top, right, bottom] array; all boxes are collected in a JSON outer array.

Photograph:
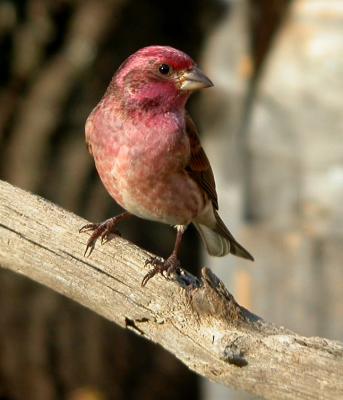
[[0, 179, 342, 400]]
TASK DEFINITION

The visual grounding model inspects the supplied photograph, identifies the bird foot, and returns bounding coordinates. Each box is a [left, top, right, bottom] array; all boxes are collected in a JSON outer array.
[[142, 254, 181, 287], [79, 217, 121, 257]]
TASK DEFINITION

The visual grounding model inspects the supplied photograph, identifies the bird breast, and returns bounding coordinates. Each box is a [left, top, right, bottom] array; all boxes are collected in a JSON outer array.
[[115, 119, 190, 183]]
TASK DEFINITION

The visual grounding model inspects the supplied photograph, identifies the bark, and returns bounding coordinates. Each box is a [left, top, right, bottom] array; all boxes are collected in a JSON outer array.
[[0, 179, 342, 400]]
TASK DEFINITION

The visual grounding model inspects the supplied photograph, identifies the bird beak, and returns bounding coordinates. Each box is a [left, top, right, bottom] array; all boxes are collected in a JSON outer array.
[[179, 67, 214, 91]]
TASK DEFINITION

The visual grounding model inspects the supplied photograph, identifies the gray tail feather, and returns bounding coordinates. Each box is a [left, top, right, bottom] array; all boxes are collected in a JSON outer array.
[[194, 211, 254, 261], [194, 222, 230, 257]]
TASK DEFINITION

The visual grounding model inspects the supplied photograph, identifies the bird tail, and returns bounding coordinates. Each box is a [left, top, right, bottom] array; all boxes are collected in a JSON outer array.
[[194, 210, 254, 260]]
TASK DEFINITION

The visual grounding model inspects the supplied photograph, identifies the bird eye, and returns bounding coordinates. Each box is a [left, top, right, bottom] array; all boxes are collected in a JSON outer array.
[[159, 64, 171, 75]]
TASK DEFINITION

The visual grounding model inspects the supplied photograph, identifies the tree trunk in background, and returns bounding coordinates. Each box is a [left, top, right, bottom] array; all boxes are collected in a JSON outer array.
[[199, 1, 254, 399]]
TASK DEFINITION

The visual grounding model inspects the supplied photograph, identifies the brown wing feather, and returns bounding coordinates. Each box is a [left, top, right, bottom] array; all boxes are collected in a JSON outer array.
[[185, 113, 218, 210]]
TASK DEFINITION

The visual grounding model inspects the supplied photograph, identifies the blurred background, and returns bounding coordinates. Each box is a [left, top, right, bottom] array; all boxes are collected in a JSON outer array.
[[0, 0, 342, 399]]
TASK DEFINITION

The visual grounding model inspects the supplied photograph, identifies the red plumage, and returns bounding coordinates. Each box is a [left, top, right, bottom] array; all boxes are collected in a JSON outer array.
[[81, 45, 253, 286]]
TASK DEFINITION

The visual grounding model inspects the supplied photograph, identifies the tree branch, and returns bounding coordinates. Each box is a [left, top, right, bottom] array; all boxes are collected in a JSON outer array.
[[0, 179, 342, 400]]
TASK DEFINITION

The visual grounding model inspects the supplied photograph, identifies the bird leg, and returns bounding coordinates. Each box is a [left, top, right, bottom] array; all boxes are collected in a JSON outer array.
[[142, 225, 186, 287], [79, 212, 131, 257]]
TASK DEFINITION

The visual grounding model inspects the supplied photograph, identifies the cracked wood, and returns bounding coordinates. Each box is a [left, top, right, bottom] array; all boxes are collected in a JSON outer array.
[[0, 179, 343, 400]]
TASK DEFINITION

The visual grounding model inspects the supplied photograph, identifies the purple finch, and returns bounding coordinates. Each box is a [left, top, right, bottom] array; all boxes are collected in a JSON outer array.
[[80, 45, 253, 286]]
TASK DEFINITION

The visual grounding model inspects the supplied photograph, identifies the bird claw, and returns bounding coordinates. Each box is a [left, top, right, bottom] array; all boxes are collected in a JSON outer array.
[[79, 217, 122, 257], [144, 256, 163, 267], [79, 223, 98, 233], [100, 229, 120, 245], [84, 242, 95, 257], [142, 255, 181, 287]]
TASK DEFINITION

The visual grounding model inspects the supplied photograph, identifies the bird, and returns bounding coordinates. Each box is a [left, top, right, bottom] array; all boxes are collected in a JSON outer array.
[[80, 45, 254, 286]]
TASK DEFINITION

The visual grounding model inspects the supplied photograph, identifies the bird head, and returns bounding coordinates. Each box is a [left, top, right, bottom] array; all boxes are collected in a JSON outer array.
[[112, 45, 213, 111]]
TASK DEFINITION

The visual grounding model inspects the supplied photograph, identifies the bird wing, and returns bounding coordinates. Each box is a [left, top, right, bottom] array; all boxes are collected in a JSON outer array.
[[185, 113, 219, 210]]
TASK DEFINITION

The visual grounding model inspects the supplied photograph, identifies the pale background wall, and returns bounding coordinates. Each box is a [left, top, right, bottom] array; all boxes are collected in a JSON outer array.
[[200, 1, 343, 399]]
